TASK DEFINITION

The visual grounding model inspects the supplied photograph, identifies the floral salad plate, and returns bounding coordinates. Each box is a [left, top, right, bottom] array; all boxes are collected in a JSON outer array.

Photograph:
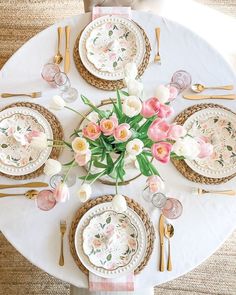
[[79, 16, 146, 81], [183, 108, 236, 178], [74, 202, 147, 278], [0, 107, 53, 176]]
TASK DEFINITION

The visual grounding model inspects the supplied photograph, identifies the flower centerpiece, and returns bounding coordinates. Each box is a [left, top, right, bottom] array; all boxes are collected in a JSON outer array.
[[47, 63, 213, 205]]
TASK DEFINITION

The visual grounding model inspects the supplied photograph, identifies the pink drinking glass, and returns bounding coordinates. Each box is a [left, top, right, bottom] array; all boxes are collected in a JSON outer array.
[[36, 189, 57, 211], [41, 63, 60, 87], [161, 198, 183, 219], [171, 70, 192, 93]]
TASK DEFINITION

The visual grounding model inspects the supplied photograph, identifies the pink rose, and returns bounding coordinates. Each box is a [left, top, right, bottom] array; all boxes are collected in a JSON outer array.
[[148, 119, 170, 142], [151, 142, 172, 164], [141, 97, 160, 118], [74, 150, 91, 166], [100, 116, 118, 136], [114, 123, 132, 142], [158, 103, 174, 119], [53, 182, 69, 203], [168, 124, 187, 140], [197, 137, 213, 158], [82, 122, 101, 140]]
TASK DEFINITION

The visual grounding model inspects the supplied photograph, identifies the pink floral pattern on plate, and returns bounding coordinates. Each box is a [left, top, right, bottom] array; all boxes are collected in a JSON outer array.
[[83, 211, 138, 270]]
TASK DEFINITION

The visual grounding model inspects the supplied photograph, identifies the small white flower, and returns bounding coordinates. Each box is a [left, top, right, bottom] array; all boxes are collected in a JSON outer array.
[[72, 137, 89, 154], [122, 95, 142, 118], [126, 139, 144, 156], [43, 159, 62, 176], [127, 79, 143, 97], [172, 136, 200, 160], [50, 95, 66, 110], [77, 183, 92, 202], [30, 132, 48, 150], [155, 85, 170, 104], [87, 111, 99, 123], [124, 62, 138, 80], [13, 132, 28, 146], [112, 194, 127, 213]]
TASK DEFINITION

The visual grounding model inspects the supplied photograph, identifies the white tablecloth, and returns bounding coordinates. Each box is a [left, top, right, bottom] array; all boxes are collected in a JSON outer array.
[[0, 11, 236, 289]]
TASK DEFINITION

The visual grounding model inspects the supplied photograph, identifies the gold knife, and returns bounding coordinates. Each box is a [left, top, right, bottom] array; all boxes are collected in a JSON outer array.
[[183, 94, 236, 100], [64, 26, 71, 74], [159, 214, 165, 272], [0, 182, 48, 189]]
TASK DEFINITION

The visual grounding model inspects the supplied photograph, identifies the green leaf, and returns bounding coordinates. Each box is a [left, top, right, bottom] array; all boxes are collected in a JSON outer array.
[[63, 140, 72, 149], [106, 217, 111, 224], [79, 171, 106, 181], [106, 153, 114, 174], [95, 234, 100, 238], [63, 159, 75, 167], [120, 90, 129, 96], [227, 145, 233, 151], [113, 61, 117, 68], [93, 161, 107, 169], [106, 254, 112, 261], [136, 154, 153, 176], [81, 95, 107, 118], [138, 116, 156, 133], [116, 89, 122, 113], [100, 136, 113, 151], [1, 144, 8, 148], [108, 30, 113, 36], [110, 98, 123, 121]]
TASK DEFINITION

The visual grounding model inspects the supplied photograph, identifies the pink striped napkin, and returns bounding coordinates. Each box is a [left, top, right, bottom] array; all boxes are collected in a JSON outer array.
[[92, 6, 132, 20], [89, 271, 134, 292]]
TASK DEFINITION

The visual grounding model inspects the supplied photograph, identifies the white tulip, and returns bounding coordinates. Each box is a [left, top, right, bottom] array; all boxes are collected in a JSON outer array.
[[124, 62, 138, 80], [77, 183, 92, 202], [30, 132, 48, 150], [155, 85, 170, 104], [50, 95, 66, 110], [126, 139, 144, 156], [172, 136, 200, 160], [72, 137, 89, 154], [127, 79, 143, 97], [122, 95, 142, 118], [43, 159, 62, 176], [87, 111, 99, 123], [112, 194, 127, 213]]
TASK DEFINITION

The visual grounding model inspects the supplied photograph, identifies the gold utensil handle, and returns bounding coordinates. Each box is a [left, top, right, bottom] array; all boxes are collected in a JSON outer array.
[[206, 85, 234, 90], [160, 241, 165, 272], [65, 26, 71, 49], [155, 27, 160, 52], [0, 182, 48, 189], [167, 239, 172, 271], [0, 193, 24, 197], [209, 190, 236, 196], [1, 93, 31, 98], [57, 27, 62, 52], [59, 235, 64, 266], [184, 94, 236, 100]]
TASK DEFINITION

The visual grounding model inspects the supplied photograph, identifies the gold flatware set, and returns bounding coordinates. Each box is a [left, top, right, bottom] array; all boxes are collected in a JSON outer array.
[[59, 220, 67, 266], [0, 182, 48, 198], [154, 27, 161, 64], [184, 94, 236, 100], [0, 92, 42, 99], [193, 188, 236, 196]]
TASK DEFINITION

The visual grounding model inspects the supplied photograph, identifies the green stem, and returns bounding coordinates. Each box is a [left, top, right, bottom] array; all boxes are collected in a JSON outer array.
[[65, 106, 91, 121], [90, 170, 106, 185], [63, 160, 75, 183], [82, 160, 93, 185], [115, 176, 119, 195]]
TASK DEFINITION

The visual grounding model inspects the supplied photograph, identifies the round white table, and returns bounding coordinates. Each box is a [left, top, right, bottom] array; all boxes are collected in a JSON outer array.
[[0, 11, 236, 290]]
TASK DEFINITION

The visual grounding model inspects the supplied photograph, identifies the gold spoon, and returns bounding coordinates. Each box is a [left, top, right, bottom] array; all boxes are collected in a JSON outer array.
[[193, 188, 236, 196], [0, 189, 39, 199], [165, 224, 174, 271], [191, 83, 233, 93], [54, 27, 63, 64]]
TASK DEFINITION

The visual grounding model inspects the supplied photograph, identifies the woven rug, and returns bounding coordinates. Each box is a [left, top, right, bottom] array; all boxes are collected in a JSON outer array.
[[0, 0, 236, 294]]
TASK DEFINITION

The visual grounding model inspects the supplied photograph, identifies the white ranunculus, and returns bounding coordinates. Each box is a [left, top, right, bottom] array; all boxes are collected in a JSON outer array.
[[87, 111, 99, 123], [127, 79, 144, 97], [77, 183, 92, 202], [172, 136, 201, 160], [122, 95, 142, 118], [43, 159, 62, 176], [112, 194, 127, 213], [30, 132, 48, 150], [155, 85, 170, 104], [126, 139, 144, 156], [50, 95, 66, 110], [72, 137, 89, 154], [124, 62, 138, 80]]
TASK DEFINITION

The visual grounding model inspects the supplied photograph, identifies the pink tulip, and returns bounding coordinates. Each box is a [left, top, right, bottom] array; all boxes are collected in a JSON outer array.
[[148, 119, 170, 142], [197, 137, 213, 158], [168, 124, 187, 140], [53, 182, 70, 203], [74, 150, 91, 166], [167, 85, 179, 101], [147, 175, 164, 193], [114, 123, 132, 142], [151, 142, 172, 164], [100, 116, 118, 136], [82, 122, 101, 140], [141, 97, 161, 118], [158, 103, 174, 119]]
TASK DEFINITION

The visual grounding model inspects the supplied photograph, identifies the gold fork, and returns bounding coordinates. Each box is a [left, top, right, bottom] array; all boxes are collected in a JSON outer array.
[[154, 27, 161, 64], [59, 220, 67, 266], [1, 92, 42, 98]]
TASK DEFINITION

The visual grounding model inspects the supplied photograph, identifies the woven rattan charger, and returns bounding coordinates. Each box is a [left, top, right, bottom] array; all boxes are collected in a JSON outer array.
[[172, 103, 236, 184], [73, 23, 151, 91], [0, 102, 64, 180], [69, 195, 155, 276]]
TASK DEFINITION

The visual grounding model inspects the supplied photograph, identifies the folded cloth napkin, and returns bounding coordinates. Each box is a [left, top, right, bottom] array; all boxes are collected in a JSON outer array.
[[89, 271, 134, 292], [92, 6, 132, 20]]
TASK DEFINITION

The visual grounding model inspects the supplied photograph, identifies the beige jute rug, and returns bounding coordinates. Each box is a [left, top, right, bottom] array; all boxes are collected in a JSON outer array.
[[0, 1, 236, 294]]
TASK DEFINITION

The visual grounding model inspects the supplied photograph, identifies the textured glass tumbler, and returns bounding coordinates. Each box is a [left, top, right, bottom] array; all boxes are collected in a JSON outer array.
[[171, 70, 192, 93], [53, 72, 78, 103], [41, 63, 60, 87]]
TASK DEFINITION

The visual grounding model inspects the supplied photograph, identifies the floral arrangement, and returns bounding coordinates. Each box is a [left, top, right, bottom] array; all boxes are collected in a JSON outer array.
[[43, 63, 213, 207]]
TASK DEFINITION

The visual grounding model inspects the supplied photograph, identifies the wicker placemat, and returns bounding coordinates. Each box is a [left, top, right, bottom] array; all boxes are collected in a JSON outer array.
[[0, 102, 64, 180], [172, 103, 236, 184], [73, 24, 151, 91], [69, 195, 155, 276]]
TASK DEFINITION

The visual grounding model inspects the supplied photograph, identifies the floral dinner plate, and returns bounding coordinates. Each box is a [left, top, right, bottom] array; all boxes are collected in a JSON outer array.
[[183, 108, 236, 178], [0, 107, 53, 176], [74, 202, 147, 278]]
